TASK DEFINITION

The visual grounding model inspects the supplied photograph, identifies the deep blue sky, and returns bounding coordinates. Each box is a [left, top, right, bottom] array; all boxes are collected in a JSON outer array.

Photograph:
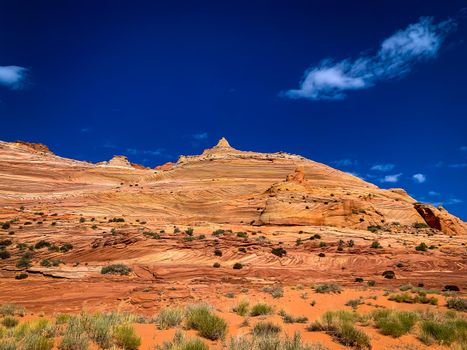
[[0, 1, 466, 219]]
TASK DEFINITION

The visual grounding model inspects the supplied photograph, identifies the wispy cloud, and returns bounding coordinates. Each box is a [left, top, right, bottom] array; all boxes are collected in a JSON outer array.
[[0, 65, 29, 90], [370, 163, 395, 172], [448, 163, 467, 168], [126, 148, 165, 157], [331, 159, 357, 167], [380, 173, 402, 183], [283, 17, 456, 100], [460, 146, 467, 151], [192, 132, 208, 140], [431, 198, 463, 206], [412, 173, 427, 183], [80, 127, 92, 133], [428, 191, 440, 196]]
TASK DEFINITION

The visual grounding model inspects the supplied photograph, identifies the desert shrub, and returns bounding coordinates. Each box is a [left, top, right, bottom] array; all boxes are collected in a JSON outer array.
[[367, 280, 375, 287], [232, 299, 250, 317], [40, 259, 51, 267], [0, 251, 10, 260], [236, 232, 248, 239], [79, 217, 85, 223], [16, 252, 32, 269], [113, 325, 141, 350], [399, 284, 413, 291], [443, 285, 460, 292], [108, 217, 125, 223], [271, 247, 287, 257], [59, 320, 89, 350], [238, 247, 246, 253], [185, 303, 227, 340], [22, 333, 54, 350], [143, 231, 160, 239], [388, 293, 438, 305], [367, 225, 381, 233], [250, 303, 273, 317], [418, 318, 466, 345], [101, 264, 131, 275], [313, 284, 342, 294], [185, 227, 194, 236], [413, 222, 428, 229], [228, 332, 328, 350], [15, 273, 28, 280], [307, 311, 370, 349], [157, 330, 208, 350], [0, 304, 26, 316], [1, 316, 18, 328], [354, 278, 364, 283], [60, 243, 73, 252], [252, 321, 281, 337], [1, 223, 10, 230], [382, 270, 395, 279], [233, 263, 243, 270], [213, 262, 221, 268], [415, 243, 428, 251], [279, 310, 308, 324], [318, 252, 325, 257], [0, 240, 12, 247], [262, 286, 284, 298], [447, 298, 467, 311], [371, 309, 418, 337], [155, 307, 184, 330], [370, 241, 381, 249], [345, 299, 363, 310], [214, 249, 222, 256], [0, 339, 16, 350], [319, 242, 327, 248]]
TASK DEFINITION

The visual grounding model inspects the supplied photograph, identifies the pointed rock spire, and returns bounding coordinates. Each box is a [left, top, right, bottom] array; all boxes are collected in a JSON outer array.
[[215, 137, 231, 148]]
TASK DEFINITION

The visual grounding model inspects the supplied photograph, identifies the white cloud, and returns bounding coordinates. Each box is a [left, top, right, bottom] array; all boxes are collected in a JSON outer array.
[[448, 163, 467, 168], [0, 65, 28, 89], [192, 132, 208, 140], [460, 146, 467, 151], [380, 173, 402, 183], [126, 148, 165, 156], [412, 173, 427, 183], [428, 191, 440, 196], [332, 159, 356, 167], [371, 163, 395, 172], [431, 198, 463, 206], [283, 17, 456, 100]]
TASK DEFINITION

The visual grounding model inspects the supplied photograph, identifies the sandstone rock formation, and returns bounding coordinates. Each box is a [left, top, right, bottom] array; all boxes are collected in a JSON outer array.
[[0, 138, 465, 235]]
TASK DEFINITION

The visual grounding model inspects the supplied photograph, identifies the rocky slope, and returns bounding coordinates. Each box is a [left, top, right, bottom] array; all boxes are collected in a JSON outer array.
[[0, 138, 465, 235]]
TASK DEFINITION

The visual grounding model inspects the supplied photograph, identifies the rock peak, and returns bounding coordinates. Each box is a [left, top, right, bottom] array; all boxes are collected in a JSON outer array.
[[214, 137, 231, 148]]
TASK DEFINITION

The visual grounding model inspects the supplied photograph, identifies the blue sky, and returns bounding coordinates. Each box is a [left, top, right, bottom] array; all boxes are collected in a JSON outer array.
[[0, 1, 466, 219]]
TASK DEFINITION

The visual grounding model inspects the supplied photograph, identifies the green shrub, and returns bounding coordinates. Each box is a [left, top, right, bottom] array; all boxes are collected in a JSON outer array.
[[0, 251, 10, 260], [271, 247, 287, 257], [213, 262, 221, 268], [109, 217, 125, 223], [279, 310, 308, 324], [101, 264, 131, 275], [214, 249, 222, 256], [370, 241, 381, 249], [143, 231, 160, 239], [185, 303, 227, 340], [371, 310, 418, 337], [1, 316, 18, 328], [185, 227, 194, 236], [15, 273, 28, 280], [22, 333, 54, 350], [367, 225, 381, 233], [156, 307, 184, 330], [382, 270, 395, 279], [345, 299, 363, 310], [252, 321, 281, 337], [415, 243, 428, 251], [59, 321, 89, 350], [157, 330, 208, 350], [313, 284, 342, 294], [60, 243, 73, 252], [419, 319, 461, 345], [250, 303, 273, 317], [446, 297, 467, 311], [354, 278, 364, 283], [233, 263, 243, 270], [413, 222, 428, 229], [367, 280, 376, 287], [232, 299, 249, 317], [0, 304, 26, 316], [236, 232, 248, 239], [262, 286, 284, 298], [113, 325, 141, 350]]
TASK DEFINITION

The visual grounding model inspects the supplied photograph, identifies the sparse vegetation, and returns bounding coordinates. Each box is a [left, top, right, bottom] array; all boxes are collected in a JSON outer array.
[[157, 330, 208, 350], [185, 303, 227, 340], [371, 309, 418, 337], [279, 310, 308, 324], [101, 264, 131, 275], [313, 284, 342, 294], [446, 297, 467, 311], [233, 262, 243, 270], [415, 242, 428, 251], [252, 321, 281, 337], [382, 270, 395, 279], [250, 303, 274, 317], [232, 299, 249, 316], [155, 307, 184, 329], [271, 247, 287, 257]]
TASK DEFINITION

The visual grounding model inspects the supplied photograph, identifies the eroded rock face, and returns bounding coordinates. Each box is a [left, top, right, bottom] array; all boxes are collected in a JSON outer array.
[[415, 203, 467, 235], [0, 138, 465, 235], [14, 141, 52, 154]]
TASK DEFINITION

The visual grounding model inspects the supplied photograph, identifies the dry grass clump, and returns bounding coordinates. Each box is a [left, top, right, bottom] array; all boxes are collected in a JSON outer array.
[[370, 309, 418, 337], [313, 284, 342, 294], [250, 303, 274, 317], [228, 331, 328, 350], [307, 311, 370, 349], [185, 303, 227, 340], [157, 330, 208, 350], [155, 307, 184, 330]]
